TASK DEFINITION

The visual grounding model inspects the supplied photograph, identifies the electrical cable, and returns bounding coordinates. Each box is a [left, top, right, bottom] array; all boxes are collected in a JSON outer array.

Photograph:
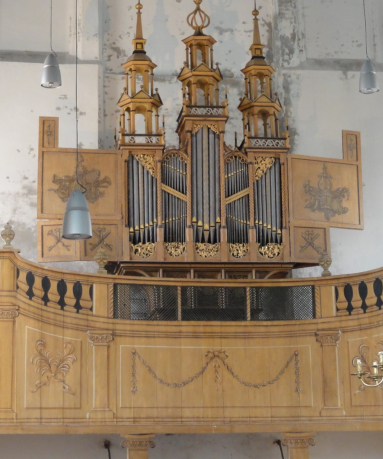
[[104, 440, 112, 459], [363, 0, 369, 59], [50, 0, 57, 56], [274, 439, 285, 459]]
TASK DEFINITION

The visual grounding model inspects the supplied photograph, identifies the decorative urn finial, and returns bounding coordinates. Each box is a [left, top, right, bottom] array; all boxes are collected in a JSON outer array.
[[187, 0, 211, 35], [1, 222, 15, 249]]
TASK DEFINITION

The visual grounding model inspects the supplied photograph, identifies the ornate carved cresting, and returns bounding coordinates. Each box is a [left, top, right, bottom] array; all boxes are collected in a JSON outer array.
[[30, 339, 77, 395], [134, 153, 156, 177], [253, 156, 275, 181], [192, 123, 219, 135], [131, 242, 156, 258], [189, 107, 224, 115], [230, 243, 249, 259], [250, 138, 285, 148], [259, 243, 282, 259], [0, 309, 19, 320], [165, 242, 186, 257], [1, 222, 15, 249], [195, 243, 220, 258], [50, 154, 111, 203], [131, 348, 300, 394], [304, 163, 349, 221]]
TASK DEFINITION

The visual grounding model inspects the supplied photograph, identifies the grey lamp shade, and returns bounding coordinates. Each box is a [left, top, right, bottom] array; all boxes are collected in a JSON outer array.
[[359, 59, 379, 94], [62, 190, 92, 240], [41, 53, 62, 88]]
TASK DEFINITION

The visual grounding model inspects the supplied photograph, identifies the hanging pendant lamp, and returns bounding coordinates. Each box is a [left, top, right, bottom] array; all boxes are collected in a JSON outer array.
[[359, 0, 379, 94], [62, 0, 92, 240], [41, 0, 62, 88]]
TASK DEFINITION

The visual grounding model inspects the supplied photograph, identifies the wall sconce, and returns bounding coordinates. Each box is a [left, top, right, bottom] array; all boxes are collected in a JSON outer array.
[[351, 343, 383, 388], [359, 0, 379, 94]]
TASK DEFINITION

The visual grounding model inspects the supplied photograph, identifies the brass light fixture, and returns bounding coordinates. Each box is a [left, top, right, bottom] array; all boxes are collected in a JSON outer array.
[[359, 0, 379, 94], [62, 0, 92, 240], [351, 347, 383, 388], [41, 0, 62, 88]]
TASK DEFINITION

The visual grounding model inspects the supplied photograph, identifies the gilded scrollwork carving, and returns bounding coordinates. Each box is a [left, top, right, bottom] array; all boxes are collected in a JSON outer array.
[[229, 243, 249, 259], [195, 243, 220, 258], [165, 242, 186, 257], [131, 242, 156, 259], [30, 339, 77, 395], [192, 123, 219, 135], [259, 243, 283, 259], [131, 349, 300, 394], [133, 153, 156, 177], [304, 163, 349, 221], [253, 156, 275, 181], [50, 154, 111, 203]]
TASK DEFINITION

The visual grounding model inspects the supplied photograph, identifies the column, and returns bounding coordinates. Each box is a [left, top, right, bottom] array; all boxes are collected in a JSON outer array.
[[316, 331, 345, 416], [0, 307, 18, 419], [86, 331, 115, 419], [282, 433, 315, 459], [121, 435, 155, 459]]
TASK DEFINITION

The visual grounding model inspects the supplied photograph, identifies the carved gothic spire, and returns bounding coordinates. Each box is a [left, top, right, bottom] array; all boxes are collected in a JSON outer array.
[[132, 0, 146, 54], [187, 0, 211, 36], [250, 1, 265, 58]]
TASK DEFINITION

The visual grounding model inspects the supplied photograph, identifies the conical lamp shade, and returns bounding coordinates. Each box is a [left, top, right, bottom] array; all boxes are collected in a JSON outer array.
[[41, 53, 62, 88], [62, 190, 92, 240], [359, 59, 379, 94]]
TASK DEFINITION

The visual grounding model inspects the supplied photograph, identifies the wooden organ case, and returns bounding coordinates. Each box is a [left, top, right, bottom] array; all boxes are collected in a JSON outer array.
[[37, 0, 363, 280]]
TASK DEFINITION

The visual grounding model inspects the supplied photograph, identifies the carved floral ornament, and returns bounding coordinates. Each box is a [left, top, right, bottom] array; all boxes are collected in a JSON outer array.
[[282, 435, 316, 448], [165, 242, 186, 257], [134, 153, 156, 177], [30, 339, 77, 395], [121, 438, 156, 450], [230, 243, 249, 259], [254, 156, 275, 181], [196, 243, 220, 258], [259, 243, 282, 259], [131, 242, 156, 258], [87, 331, 113, 345]]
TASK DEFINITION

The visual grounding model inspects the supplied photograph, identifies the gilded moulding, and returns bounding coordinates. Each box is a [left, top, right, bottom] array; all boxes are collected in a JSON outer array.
[[195, 243, 220, 258], [192, 123, 219, 135], [259, 243, 283, 259], [165, 242, 186, 257], [131, 242, 156, 259], [230, 243, 249, 259], [254, 156, 275, 181]]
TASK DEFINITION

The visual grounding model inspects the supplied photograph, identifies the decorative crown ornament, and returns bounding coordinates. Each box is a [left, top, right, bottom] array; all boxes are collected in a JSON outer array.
[[187, 0, 210, 35], [1, 222, 15, 249]]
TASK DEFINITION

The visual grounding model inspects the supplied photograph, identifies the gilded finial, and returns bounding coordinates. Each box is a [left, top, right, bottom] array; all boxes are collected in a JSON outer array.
[[187, 0, 210, 35], [250, 0, 264, 58]]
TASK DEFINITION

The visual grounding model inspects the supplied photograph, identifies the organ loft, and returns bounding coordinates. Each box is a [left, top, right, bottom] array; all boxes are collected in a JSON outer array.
[[37, 0, 363, 279]]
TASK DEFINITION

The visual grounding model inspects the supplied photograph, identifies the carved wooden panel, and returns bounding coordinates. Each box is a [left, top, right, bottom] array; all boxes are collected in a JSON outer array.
[[342, 130, 361, 162], [38, 149, 120, 219], [81, 221, 123, 261], [25, 327, 82, 409], [39, 117, 59, 149], [291, 224, 330, 263], [288, 154, 363, 229], [38, 220, 80, 262]]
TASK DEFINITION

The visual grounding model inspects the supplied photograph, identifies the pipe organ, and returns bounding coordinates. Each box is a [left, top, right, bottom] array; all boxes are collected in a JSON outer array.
[[37, 0, 364, 278]]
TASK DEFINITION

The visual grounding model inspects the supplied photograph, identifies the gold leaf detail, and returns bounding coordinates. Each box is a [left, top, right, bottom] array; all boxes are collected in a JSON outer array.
[[134, 154, 156, 177], [259, 243, 283, 259], [229, 243, 249, 259], [131, 242, 156, 259], [165, 242, 186, 257], [195, 243, 220, 258], [254, 156, 275, 181], [192, 123, 219, 135]]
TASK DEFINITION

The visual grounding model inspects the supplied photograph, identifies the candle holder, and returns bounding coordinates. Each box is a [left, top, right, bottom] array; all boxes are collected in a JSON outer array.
[[351, 344, 383, 389]]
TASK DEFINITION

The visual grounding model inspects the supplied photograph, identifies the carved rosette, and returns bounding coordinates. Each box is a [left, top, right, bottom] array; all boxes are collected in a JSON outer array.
[[87, 332, 114, 345], [0, 309, 19, 320], [165, 242, 186, 257], [259, 243, 282, 259], [253, 156, 275, 181], [316, 331, 341, 346], [131, 242, 156, 259], [195, 243, 220, 258], [229, 243, 249, 259], [134, 153, 156, 177]]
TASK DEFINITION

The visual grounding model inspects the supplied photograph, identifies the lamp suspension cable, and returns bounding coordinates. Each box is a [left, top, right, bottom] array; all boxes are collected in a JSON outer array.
[[363, 0, 369, 59], [50, 0, 56, 56], [41, 0, 62, 88]]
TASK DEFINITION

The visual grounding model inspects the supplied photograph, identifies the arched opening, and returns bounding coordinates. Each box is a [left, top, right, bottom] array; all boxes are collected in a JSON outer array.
[[196, 48, 203, 66], [196, 79, 209, 105], [135, 107, 147, 134], [135, 72, 144, 94], [124, 109, 131, 134]]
